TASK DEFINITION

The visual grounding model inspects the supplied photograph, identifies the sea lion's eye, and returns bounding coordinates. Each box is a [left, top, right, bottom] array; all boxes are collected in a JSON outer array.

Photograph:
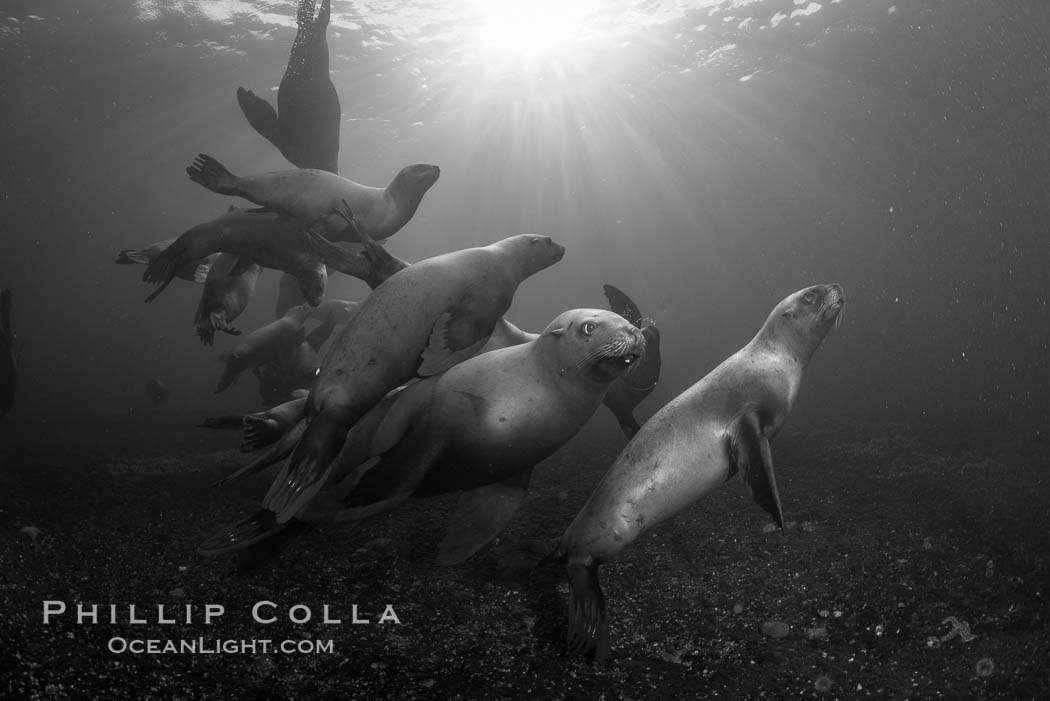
[[803, 292, 817, 305], [582, 321, 598, 335]]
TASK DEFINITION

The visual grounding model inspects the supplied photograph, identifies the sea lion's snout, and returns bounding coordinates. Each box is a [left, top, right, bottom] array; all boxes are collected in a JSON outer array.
[[817, 283, 845, 325]]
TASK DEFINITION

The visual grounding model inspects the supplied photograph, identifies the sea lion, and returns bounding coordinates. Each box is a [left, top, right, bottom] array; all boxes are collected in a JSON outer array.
[[557, 284, 845, 661], [216, 305, 313, 393], [115, 238, 212, 284], [186, 154, 440, 243], [599, 284, 662, 439], [145, 379, 172, 405], [203, 231, 565, 545], [200, 309, 646, 565], [140, 208, 371, 306], [237, 0, 340, 174], [194, 253, 262, 346], [0, 289, 18, 424]]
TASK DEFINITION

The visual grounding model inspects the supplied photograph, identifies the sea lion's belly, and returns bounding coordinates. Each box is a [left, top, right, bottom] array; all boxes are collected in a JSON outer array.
[[561, 400, 732, 562]]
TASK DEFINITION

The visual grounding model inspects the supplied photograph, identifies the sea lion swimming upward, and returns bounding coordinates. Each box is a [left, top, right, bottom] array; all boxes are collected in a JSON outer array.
[[140, 207, 375, 306], [200, 309, 646, 566], [186, 155, 440, 243], [555, 284, 844, 661], [237, 0, 340, 174], [200, 231, 566, 554]]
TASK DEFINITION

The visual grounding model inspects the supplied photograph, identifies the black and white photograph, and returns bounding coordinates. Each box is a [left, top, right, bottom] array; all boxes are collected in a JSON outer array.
[[0, 0, 1047, 698]]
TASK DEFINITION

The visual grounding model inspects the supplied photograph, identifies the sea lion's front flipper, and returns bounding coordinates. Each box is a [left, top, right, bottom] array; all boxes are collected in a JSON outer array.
[[567, 559, 612, 662], [602, 284, 643, 327], [302, 225, 373, 282], [436, 469, 532, 566], [417, 288, 506, 376], [236, 87, 281, 150], [725, 406, 784, 528]]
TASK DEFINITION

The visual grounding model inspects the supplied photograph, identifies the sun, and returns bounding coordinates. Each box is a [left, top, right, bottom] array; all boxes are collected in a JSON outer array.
[[473, 0, 599, 59]]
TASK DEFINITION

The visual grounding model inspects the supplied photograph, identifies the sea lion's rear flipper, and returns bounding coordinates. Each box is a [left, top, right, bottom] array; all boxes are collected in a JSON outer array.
[[602, 284, 643, 327], [418, 287, 507, 377], [436, 469, 532, 566], [242, 414, 284, 453], [725, 405, 784, 529], [567, 559, 612, 662], [236, 87, 281, 150], [186, 154, 239, 196], [142, 235, 194, 302], [214, 419, 306, 487], [115, 248, 150, 265], [193, 259, 213, 283]]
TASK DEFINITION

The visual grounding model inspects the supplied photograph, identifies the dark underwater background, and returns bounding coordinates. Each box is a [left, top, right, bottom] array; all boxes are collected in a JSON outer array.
[[1, 1, 1049, 698]]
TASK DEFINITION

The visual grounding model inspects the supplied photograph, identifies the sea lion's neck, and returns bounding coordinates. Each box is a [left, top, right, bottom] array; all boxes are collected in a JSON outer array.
[[750, 317, 817, 367]]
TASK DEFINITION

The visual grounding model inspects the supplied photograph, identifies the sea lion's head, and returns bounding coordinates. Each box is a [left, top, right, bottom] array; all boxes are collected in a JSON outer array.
[[298, 266, 328, 307], [766, 283, 845, 353], [542, 309, 648, 386], [392, 163, 441, 199], [497, 234, 566, 279]]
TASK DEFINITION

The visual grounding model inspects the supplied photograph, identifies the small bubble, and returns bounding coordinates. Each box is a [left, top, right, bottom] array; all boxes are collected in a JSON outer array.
[[875, 624, 884, 637], [814, 675, 833, 692], [975, 658, 995, 677]]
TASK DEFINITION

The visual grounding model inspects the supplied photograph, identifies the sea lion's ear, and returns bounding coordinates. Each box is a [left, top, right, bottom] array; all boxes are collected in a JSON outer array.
[[780, 308, 797, 319], [547, 327, 566, 338]]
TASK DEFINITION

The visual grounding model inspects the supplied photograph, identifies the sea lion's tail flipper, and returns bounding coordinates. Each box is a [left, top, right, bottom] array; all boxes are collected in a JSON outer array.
[[567, 559, 612, 662], [198, 415, 244, 431], [602, 284, 643, 327], [186, 154, 239, 196], [726, 404, 784, 529], [436, 470, 532, 566], [236, 87, 281, 150]]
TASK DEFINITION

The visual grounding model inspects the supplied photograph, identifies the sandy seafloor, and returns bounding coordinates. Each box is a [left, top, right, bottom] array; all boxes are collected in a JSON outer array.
[[1, 413, 1047, 700]]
